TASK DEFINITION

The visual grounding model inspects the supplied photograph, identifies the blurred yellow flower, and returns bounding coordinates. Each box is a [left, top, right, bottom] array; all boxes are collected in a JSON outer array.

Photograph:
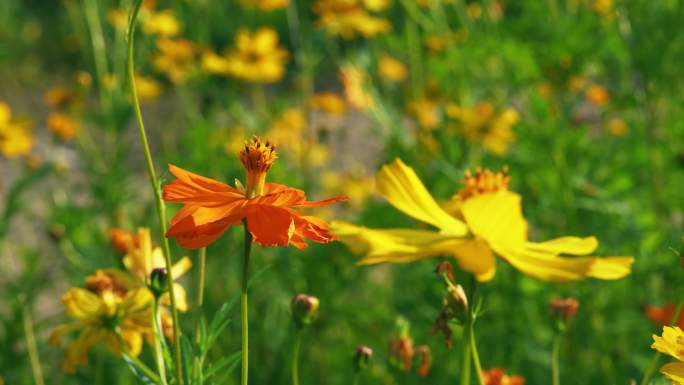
[[48, 113, 79, 140], [0, 102, 33, 158], [466, 3, 483, 19], [107, 8, 128, 31], [424, 30, 468, 53], [568, 75, 587, 92], [49, 284, 153, 373], [241, 0, 289, 11], [153, 38, 196, 83], [123, 228, 192, 312], [135, 74, 164, 101], [585, 84, 610, 106], [340, 65, 375, 110], [446, 101, 518, 155], [204, 27, 289, 83], [332, 159, 634, 282], [591, 0, 614, 17], [322, 169, 374, 209], [607, 117, 628, 137], [309, 92, 348, 116], [45, 87, 76, 109], [313, 0, 391, 39], [408, 98, 441, 130], [378, 54, 408, 82], [142, 9, 181, 37], [652, 326, 684, 384]]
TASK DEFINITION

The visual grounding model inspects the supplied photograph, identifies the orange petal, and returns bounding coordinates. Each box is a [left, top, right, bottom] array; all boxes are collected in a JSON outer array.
[[245, 204, 295, 247], [292, 214, 336, 244], [292, 195, 349, 208], [164, 164, 243, 204]]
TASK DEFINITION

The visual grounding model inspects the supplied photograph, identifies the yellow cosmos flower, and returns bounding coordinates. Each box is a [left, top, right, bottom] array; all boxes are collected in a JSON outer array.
[[152, 38, 196, 83], [585, 84, 610, 106], [408, 98, 441, 130], [123, 228, 192, 312], [204, 28, 289, 83], [142, 9, 181, 37], [309, 92, 348, 116], [47, 113, 79, 140], [331, 159, 633, 282], [313, 0, 391, 39], [134, 74, 164, 101], [446, 101, 518, 155], [340, 65, 375, 110], [0, 101, 33, 159], [652, 326, 684, 384], [378, 54, 408, 82], [49, 285, 153, 373]]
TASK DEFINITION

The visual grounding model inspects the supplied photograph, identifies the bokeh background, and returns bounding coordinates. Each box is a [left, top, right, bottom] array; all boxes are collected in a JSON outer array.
[[1, 0, 684, 384]]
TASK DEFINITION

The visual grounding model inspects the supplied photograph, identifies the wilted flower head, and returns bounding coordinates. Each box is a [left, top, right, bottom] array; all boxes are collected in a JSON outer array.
[[291, 293, 320, 328], [416, 345, 431, 377], [354, 345, 374, 372], [550, 297, 579, 321], [388, 318, 414, 372]]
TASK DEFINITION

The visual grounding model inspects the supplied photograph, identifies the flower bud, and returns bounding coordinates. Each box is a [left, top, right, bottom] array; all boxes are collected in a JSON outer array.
[[550, 298, 579, 322], [149, 268, 169, 298], [416, 345, 431, 377], [291, 293, 320, 328], [353, 345, 373, 372]]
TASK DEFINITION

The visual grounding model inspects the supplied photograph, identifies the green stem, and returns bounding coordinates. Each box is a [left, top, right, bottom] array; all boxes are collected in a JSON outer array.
[[152, 298, 169, 385], [352, 373, 360, 385], [83, 0, 111, 112], [241, 224, 253, 385], [466, 279, 485, 385], [22, 303, 45, 385], [469, 323, 485, 385], [551, 333, 562, 385], [460, 327, 471, 385], [126, 2, 184, 384], [640, 299, 684, 385], [291, 329, 303, 385], [117, 331, 163, 385], [195, 247, 207, 344]]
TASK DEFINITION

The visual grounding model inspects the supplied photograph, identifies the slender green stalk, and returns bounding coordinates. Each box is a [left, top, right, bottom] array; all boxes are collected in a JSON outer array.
[[241, 225, 253, 385], [195, 247, 207, 344], [152, 298, 169, 385], [82, 0, 111, 111], [469, 323, 485, 385], [291, 329, 303, 385], [551, 333, 562, 385], [352, 373, 360, 385], [462, 279, 485, 385], [22, 304, 45, 385], [460, 328, 472, 385], [126, 2, 184, 384], [640, 299, 684, 385]]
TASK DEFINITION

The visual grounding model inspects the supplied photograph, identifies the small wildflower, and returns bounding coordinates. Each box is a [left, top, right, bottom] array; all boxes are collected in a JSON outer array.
[[378, 54, 407, 82], [313, 0, 391, 39], [482, 368, 526, 385], [585, 84, 610, 106], [309, 92, 348, 116], [607, 117, 628, 137], [291, 294, 320, 328], [651, 326, 684, 384], [354, 345, 374, 372], [0, 101, 33, 159], [142, 9, 181, 37], [340, 65, 375, 110], [47, 113, 79, 140]]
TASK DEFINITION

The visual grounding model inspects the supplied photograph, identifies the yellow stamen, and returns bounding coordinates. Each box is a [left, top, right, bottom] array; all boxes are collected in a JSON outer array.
[[239, 136, 277, 197], [455, 166, 510, 201]]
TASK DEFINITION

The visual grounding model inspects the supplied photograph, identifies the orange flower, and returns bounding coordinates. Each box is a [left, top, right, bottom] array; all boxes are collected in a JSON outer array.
[[163, 137, 347, 249], [482, 368, 525, 385], [645, 303, 684, 329]]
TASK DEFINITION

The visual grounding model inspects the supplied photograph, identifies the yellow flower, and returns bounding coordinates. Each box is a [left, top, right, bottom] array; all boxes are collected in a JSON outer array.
[[331, 159, 634, 282], [142, 9, 181, 37], [0, 102, 33, 158], [123, 228, 192, 312], [378, 54, 408, 82], [408, 98, 441, 130], [204, 28, 289, 83], [309, 92, 348, 116], [652, 326, 684, 384], [153, 38, 196, 83], [340, 64, 375, 110], [585, 84, 610, 106], [607, 117, 628, 137], [321, 169, 374, 209], [313, 0, 391, 39], [107, 8, 129, 31], [135, 74, 164, 101], [44, 87, 76, 109], [241, 0, 289, 11], [446, 102, 518, 155], [47, 113, 79, 140], [49, 285, 153, 373]]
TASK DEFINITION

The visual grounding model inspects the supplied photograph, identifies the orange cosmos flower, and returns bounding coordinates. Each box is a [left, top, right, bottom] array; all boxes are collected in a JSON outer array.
[[646, 303, 684, 329], [163, 137, 347, 249], [483, 368, 525, 385]]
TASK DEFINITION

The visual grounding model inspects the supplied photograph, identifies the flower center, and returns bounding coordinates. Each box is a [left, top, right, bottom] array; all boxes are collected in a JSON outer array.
[[239, 136, 277, 197], [455, 166, 510, 201]]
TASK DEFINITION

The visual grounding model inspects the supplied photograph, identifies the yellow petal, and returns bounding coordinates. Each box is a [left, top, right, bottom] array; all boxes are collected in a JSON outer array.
[[460, 190, 527, 247], [376, 159, 467, 236], [451, 239, 497, 282], [62, 288, 105, 319], [331, 221, 462, 264], [496, 244, 633, 282], [162, 283, 189, 312], [526, 236, 598, 255], [171, 256, 193, 279], [120, 288, 154, 315], [661, 362, 684, 384], [653, 326, 684, 361]]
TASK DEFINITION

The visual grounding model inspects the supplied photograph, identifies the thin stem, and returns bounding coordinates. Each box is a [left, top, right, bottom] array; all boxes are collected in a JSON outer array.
[[152, 298, 169, 385], [83, 0, 111, 112], [551, 333, 562, 385], [195, 247, 207, 345], [241, 224, 253, 385], [469, 323, 485, 385], [117, 331, 163, 385], [352, 373, 360, 385], [466, 279, 485, 385], [22, 304, 45, 385], [640, 299, 684, 385], [460, 327, 471, 385], [291, 329, 303, 385], [126, 2, 184, 384]]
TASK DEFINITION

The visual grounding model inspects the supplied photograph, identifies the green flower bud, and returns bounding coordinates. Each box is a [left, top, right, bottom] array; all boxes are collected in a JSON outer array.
[[149, 268, 168, 298]]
